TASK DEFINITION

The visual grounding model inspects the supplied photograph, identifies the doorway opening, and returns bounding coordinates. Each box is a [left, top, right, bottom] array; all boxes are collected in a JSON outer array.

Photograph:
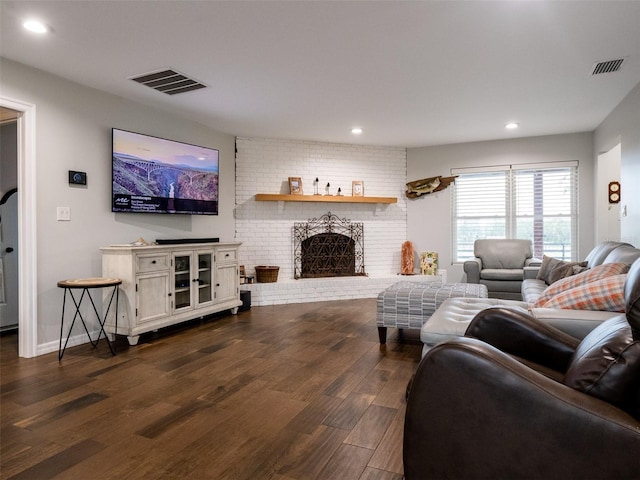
[[1, 112, 19, 339], [596, 143, 622, 244], [0, 97, 38, 358]]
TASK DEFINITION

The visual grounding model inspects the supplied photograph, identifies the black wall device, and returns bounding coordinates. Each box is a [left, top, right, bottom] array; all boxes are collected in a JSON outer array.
[[68, 170, 87, 185]]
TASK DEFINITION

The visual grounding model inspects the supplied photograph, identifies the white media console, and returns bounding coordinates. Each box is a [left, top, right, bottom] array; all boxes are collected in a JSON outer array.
[[101, 242, 242, 345]]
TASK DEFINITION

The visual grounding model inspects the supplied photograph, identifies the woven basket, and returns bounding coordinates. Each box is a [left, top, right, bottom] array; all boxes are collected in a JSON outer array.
[[255, 265, 279, 283]]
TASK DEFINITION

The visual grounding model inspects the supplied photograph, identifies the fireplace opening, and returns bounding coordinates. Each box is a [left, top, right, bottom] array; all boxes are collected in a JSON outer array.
[[301, 233, 355, 278], [294, 212, 365, 279]]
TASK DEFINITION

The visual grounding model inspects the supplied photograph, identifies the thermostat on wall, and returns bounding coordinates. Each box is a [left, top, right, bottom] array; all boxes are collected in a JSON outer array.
[[68, 170, 87, 185]]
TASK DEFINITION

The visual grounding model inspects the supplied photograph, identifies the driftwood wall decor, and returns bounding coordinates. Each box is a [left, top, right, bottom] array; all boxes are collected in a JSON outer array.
[[405, 175, 457, 199]]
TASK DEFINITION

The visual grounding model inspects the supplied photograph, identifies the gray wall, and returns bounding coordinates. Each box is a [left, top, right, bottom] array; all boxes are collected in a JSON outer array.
[[406, 132, 595, 283], [1, 58, 236, 348], [594, 81, 640, 247]]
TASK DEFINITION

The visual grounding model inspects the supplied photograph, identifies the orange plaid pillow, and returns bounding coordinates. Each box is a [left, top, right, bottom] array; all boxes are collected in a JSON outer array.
[[541, 274, 627, 312], [534, 262, 630, 307]]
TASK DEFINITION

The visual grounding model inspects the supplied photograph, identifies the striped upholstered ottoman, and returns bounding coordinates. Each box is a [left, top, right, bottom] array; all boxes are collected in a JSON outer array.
[[376, 281, 488, 344]]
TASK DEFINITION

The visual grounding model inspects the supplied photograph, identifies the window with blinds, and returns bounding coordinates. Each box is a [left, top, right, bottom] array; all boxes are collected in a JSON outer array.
[[452, 162, 578, 262]]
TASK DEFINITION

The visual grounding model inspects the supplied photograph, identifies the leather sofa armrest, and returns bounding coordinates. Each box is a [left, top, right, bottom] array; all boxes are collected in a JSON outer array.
[[530, 308, 617, 340], [523, 265, 540, 279], [523, 258, 542, 280], [465, 307, 579, 371], [525, 257, 542, 267], [404, 338, 640, 480], [463, 257, 482, 283]]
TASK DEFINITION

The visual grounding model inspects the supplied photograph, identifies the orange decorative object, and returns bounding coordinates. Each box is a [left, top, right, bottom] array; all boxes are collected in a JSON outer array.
[[401, 241, 415, 275]]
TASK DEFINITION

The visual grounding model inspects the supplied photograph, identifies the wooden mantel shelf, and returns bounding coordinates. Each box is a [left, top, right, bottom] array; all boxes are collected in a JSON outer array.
[[255, 194, 397, 204]]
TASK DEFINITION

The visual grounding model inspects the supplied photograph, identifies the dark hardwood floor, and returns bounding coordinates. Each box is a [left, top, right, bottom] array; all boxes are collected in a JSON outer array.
[[1, 298, 422, 479]]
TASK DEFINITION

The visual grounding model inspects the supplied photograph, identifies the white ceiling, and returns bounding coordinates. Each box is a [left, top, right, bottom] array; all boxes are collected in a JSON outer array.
[[1, 1, 639, 148]]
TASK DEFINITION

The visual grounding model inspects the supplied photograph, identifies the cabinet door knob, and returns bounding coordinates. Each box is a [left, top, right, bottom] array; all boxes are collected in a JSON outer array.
[[151, 260, 156, 264], [168, 293, 172, 297], [5, 247, 13, 253], [216, 283, 220, 287]]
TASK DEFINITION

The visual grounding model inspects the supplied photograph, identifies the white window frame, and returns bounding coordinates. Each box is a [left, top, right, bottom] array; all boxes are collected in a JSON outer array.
[[451, 161, 579, 263]]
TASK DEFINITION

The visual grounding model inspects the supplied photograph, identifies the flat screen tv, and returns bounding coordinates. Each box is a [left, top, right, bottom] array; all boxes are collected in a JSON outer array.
[[112, 128, 219, 215]]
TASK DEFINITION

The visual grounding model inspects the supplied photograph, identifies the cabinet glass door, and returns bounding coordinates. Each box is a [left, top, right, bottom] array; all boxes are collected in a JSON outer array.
[[173, 254, 192, 310], [197, 252, 213, 305]]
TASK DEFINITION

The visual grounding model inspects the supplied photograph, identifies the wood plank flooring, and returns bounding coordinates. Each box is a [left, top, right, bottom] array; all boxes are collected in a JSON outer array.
[[0, 298, 422, 480]]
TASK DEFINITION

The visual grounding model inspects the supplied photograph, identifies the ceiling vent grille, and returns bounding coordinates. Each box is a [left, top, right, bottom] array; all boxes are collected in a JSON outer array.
[[130, 68, 207, 95], [591, 58, 625, 75]]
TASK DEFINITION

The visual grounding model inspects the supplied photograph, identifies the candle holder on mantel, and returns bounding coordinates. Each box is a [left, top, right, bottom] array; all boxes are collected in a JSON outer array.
[[325, 182, 331, 195], [314, 177, 320, 195], [337, 187, 342, 196]]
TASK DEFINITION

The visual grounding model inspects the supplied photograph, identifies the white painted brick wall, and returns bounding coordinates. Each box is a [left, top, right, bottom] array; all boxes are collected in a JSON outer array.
[[236, 137, 408, 289]]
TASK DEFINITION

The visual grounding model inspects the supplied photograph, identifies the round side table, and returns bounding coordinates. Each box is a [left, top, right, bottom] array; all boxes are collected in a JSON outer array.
[[57, 277, 122, 360]]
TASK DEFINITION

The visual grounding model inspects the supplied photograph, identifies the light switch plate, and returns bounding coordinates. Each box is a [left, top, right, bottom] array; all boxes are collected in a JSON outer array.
[[57, 206, 71, 221]]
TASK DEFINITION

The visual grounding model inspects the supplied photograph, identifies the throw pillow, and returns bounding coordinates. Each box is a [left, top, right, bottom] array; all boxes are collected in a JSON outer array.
[[541, 274, 627, 312], [571, 264, 590, 276], [536, 255, 588, 285], [548, 261, 588, 284], [536, 256, 563, 283], [534, 262, 630, 307]]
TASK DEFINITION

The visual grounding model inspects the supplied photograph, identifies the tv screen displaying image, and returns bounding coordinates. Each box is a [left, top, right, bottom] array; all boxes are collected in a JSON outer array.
[[112, 129, 219, 215]]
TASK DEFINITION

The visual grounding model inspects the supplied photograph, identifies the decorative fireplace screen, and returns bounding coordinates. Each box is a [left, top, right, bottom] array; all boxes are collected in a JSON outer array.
[[293, 212, 365, 279]]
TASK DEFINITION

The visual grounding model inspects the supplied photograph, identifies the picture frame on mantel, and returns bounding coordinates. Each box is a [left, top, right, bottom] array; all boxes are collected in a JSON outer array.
[[352, 180, 364, 197], [289, 177, 303, 195]]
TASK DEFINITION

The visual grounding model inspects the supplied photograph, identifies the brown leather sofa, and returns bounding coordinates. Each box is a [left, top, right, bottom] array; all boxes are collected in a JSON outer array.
[[404, 259, 640, 479]]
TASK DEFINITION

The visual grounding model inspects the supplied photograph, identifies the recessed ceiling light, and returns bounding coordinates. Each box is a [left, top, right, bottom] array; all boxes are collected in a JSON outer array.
[[23, 19, 49, 34], [351, 127, 363, 135], [505, 122, 519, 130]]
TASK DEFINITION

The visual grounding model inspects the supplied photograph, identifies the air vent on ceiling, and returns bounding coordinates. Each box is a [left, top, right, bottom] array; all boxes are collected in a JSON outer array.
[[591, 58, 625, 75], [130, 68, 207, 95]]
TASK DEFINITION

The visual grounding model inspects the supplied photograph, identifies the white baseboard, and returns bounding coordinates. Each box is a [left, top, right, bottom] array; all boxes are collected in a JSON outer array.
[[37, 330, 99, 357]]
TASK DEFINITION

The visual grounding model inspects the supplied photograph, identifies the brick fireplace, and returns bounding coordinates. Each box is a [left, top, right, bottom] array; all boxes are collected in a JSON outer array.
[[235, 137, 409, 305]]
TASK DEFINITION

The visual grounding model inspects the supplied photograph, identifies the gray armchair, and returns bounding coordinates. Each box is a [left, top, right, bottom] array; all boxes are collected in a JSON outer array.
[[464, 239, 540, 300]]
